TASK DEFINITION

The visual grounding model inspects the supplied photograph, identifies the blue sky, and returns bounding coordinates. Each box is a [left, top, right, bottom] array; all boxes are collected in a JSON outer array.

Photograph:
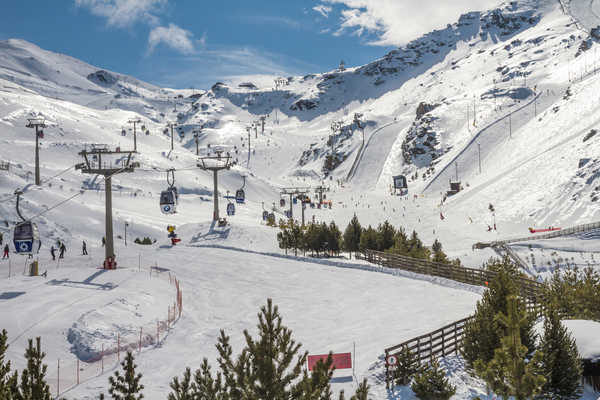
[[0, 0, 500, 89]]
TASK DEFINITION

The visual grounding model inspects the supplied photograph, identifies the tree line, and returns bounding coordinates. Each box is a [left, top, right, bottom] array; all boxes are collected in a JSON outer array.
[[277, 215, 459, 266], [0, 300, 370, 400]]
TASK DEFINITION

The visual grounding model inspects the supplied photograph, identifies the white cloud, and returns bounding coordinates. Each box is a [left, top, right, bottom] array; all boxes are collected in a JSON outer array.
[[318, 0, 502, 46], [148, 23, 197, 55], [313, 5, 333, 17], [74, 0, 167, 27]]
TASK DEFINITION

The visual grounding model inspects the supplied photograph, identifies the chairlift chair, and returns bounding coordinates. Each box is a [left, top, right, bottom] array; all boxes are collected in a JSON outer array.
[[121, 129, 126, 136], [262, 210, 269, 221], [293, 197, 298, 205], [13, 221, 40, 255], [37, 131, 44, 139], [280, 198, 286, 207]]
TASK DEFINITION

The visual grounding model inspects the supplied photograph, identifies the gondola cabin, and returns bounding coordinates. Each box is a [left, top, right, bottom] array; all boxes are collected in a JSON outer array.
[[13, 221, 40, 254], [160, 189, 178, 214], [262, 211, 269, 221], [280, 198, 285, 207], [392, 175, 408, 195], [227, 203, 235, 216], [235, 189, 245, 204]]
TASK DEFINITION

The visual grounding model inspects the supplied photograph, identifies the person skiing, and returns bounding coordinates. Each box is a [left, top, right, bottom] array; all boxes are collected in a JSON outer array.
[[82, 240, 88, 256], [50, 245, 56, 261], [2, 244, 8, 259], [102, 236, 106, 247], [0, 232, 3, 246], [59, 242, 66, 259]]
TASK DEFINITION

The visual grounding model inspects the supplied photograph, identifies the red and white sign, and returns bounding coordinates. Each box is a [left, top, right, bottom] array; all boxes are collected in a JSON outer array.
[[307, 353, 352, 371], [386, 355, 398, 366]]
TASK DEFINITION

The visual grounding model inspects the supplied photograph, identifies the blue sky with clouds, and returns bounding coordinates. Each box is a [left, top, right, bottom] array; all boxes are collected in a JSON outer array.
[[1, 0, 501, 89]]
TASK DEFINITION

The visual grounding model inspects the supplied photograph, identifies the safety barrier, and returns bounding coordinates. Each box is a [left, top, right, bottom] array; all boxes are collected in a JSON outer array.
[[473, 221, 600, 249], [9, 267, 183, 398], [356, 249, 544, 300]]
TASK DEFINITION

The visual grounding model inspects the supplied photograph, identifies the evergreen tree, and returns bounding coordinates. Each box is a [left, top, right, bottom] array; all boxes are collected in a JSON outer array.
[[0, 329, 18, 400], [277, 228, 291, 255], [108, 351, 144, 400], [318, 223, 330, 256], [305, 223, 321, 256], [462, 258, 536, 367], [538, 305, 583, 399], [172, 299, 368, 400], [343, 214, 362, 258], [407, 231, 430, 260], [359, 226, 378, 251], [390, 227, 409, 255], [327, 221, 342, 256], [431, 239, 449, 264], [18, 337, 51, 400], [290, 221, 305, 256], [392, 346, 421, 386], [474, 296, 545, 400], [411, 358, 455, 400], [376, 221, 396, 251], [168, 367, 193, 400]]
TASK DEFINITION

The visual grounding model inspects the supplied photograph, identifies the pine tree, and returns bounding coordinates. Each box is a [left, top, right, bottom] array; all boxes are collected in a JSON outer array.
[[462, 258, 536, 367], [108, 351, 144, 400], [173, 299, 369, 400], [0, 329, 18, 400], [327, 221, 342, 256], [290, 221, 305, 256], [376, 221, 396, 251], [343, 214, 362, 258], [538, 305, 583, 399], [392, 346, 421, 386], [18, 337, 52, 400], [474, 296, 545, 400], [431, 239, 449, 264], [411, 358, 455, 400], [359, 226, 378, 251], [277, 228, 290, 255], [168, 367, 193, 400]]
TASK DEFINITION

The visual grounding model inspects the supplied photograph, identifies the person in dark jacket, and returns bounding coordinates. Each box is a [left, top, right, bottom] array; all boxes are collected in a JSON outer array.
[[2, 244, 8, 259], [59, 243, 66, 259], [82, 240, 88, 255], [50, 245, 56, 261]]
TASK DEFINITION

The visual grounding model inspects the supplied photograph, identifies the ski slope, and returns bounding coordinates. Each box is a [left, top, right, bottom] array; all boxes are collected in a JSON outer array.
[[2, 0, 600, 397]]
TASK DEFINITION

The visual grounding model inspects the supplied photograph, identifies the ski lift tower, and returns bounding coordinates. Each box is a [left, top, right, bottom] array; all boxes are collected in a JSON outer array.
[[166, 121, 178, 151], [280, 187, 311, 225], [314, 185, 330, 205], [76, 145, 139, 269], [259, 115, 267, 135], [25, 117, 46, 186], [197, 149, 232, 221], [127, 118, 142, 152]]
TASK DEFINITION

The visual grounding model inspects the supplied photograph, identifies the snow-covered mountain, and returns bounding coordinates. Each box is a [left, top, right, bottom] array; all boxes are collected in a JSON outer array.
[[2, 0, 600, 398]]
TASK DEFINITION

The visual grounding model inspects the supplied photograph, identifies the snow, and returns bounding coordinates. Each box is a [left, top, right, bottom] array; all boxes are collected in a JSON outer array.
[[564, 320, 600, 360], [1, 0, 600, 397]]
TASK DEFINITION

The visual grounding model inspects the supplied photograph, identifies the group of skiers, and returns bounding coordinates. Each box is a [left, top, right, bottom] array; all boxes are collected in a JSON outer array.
[[1, 239, 91, 260]]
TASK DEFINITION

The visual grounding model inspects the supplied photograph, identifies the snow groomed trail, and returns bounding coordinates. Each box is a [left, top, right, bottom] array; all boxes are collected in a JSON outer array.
[[568, 0, 600, 32], [348, 118, 409, 190]]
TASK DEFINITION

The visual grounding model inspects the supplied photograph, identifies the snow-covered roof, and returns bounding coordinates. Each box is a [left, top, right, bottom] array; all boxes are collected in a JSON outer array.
[[563, 320, 600, 361]]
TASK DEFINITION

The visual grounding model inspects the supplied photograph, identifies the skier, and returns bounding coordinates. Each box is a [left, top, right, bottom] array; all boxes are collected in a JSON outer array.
[[82, 240, 88, 256], [50, 245, 56, 261], [102, 236, 106, 247], [2, 244, 8, 259], [440, 212, 445, 220], [0, 232, 3, 246], [59, 242, 66, 259]]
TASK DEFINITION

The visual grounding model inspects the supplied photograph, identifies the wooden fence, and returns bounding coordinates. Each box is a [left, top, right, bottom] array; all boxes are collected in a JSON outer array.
[[355, 249, 547, 387], [357, 249, 544, 300]]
